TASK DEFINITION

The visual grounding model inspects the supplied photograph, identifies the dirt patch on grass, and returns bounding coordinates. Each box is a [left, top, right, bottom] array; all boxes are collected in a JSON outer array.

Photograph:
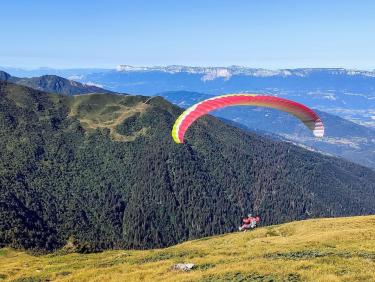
[[68, 95, 150, 142]]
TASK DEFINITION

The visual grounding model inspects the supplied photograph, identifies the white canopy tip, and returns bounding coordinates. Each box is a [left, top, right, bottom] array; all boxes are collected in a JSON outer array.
[[313, 128, 324, 138]]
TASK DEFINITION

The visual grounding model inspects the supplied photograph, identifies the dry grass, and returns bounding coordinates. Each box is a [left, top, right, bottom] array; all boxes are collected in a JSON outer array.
[[1, 216, 375, 281]]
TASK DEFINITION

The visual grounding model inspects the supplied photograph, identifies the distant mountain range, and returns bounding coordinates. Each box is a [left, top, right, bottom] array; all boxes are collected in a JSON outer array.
[[0, 67, 110, 79], [0, 70, 112, 95], [11, 65, 370, 128], [114, 65, 375, 78], [4, 65, 375, 77], [2, 81, 375, 252]]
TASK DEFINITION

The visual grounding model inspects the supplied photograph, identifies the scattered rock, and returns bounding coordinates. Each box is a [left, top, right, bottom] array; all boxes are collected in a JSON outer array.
[[173, 263, 195, 271]]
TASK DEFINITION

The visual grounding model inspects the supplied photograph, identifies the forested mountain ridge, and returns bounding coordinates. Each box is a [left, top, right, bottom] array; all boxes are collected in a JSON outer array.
[[1, 81, 375, 253], [0, 70, 112, 95], [3, 66, 375, 127], [2, 71, 375, 169]]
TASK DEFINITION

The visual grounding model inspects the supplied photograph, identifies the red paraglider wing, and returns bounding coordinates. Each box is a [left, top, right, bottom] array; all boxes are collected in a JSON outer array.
[[171, 94, 324, 143]]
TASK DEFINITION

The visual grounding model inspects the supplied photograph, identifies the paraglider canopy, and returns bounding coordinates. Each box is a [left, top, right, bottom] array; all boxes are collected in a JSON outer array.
[[172, 94, 324, 143]]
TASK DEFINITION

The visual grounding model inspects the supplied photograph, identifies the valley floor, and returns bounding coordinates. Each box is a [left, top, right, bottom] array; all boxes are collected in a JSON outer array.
[[1, 216, 375, 282]]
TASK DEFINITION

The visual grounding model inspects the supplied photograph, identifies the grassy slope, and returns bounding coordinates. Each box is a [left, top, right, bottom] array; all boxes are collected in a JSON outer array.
[[67, 93, 150, 141], [1, 216, 375, 282]]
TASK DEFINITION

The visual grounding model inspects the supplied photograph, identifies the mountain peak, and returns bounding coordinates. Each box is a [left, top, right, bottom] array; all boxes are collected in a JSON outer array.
[[0, 71, 113, 95], [0, 70, 11, 81]]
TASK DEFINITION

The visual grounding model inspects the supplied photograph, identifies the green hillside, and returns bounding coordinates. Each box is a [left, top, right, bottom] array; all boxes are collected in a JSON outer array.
[[1, 216, 375, 281], [1, 81, 375, 253]]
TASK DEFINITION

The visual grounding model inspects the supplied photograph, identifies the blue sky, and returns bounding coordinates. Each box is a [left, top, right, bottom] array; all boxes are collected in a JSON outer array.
[[1, 0, 374, 69]]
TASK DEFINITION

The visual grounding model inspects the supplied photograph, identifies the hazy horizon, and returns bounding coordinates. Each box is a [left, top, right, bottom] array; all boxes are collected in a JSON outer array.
[[1, 0, 374, 69], [1, 65, 375, 72]]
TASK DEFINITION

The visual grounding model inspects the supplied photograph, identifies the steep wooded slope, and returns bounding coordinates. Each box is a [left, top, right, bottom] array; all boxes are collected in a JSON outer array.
[[1, 82, 375, 252]]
